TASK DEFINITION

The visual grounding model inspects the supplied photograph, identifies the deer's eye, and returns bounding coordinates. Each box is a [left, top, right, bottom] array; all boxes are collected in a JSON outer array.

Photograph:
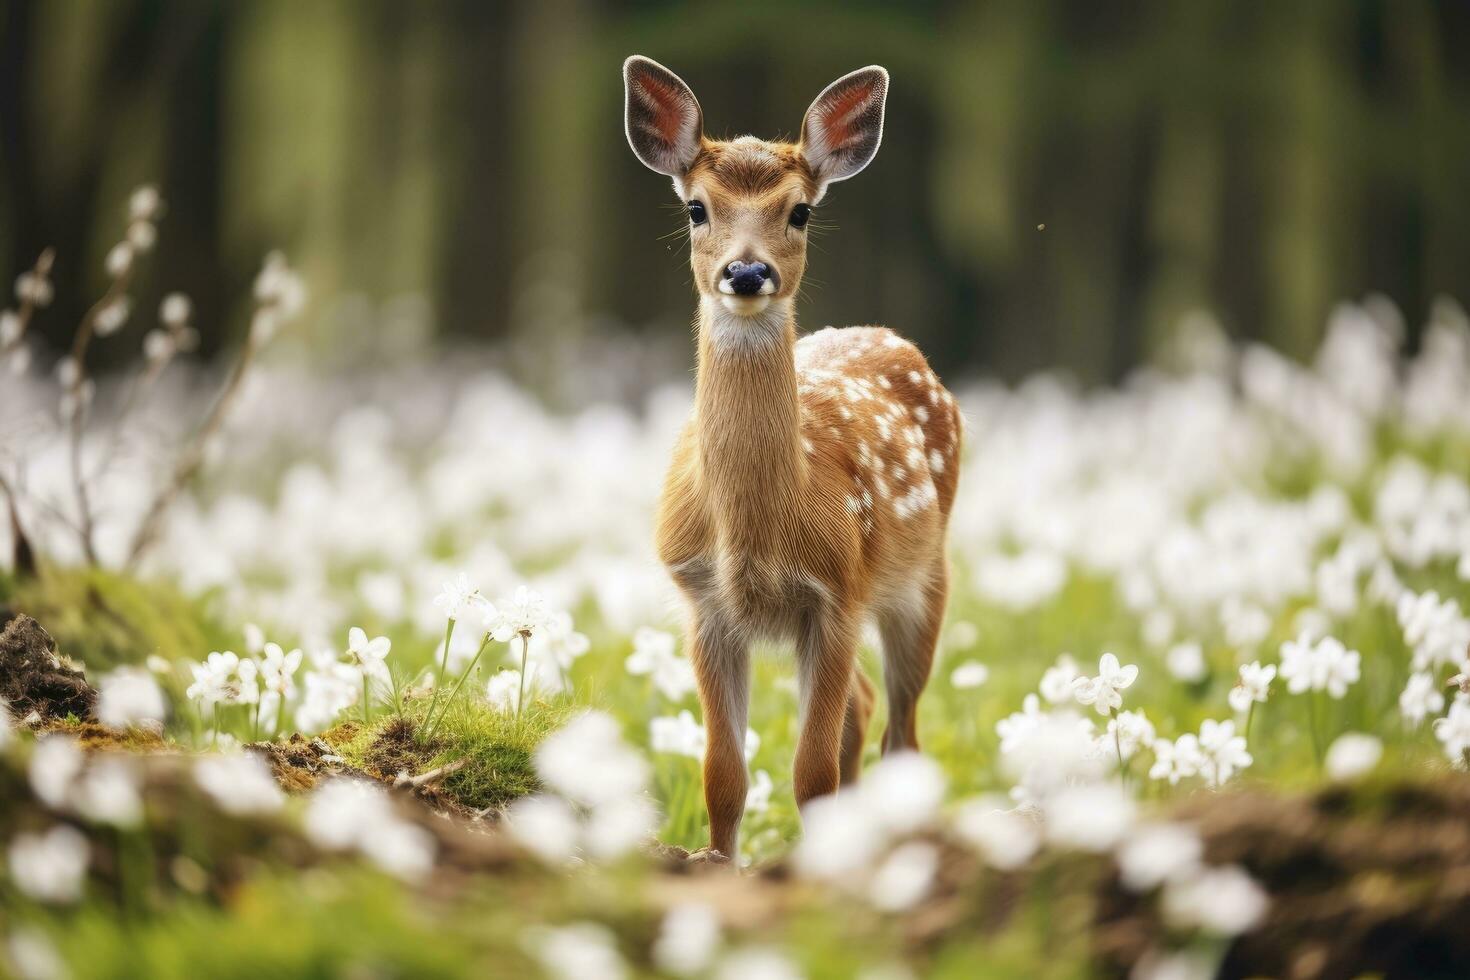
[[687, 200, 707, 225], [789, 203, 811, 228]]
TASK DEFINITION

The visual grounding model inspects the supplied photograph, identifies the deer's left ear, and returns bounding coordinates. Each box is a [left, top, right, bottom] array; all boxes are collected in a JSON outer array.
[[800, 66, 888, 198]]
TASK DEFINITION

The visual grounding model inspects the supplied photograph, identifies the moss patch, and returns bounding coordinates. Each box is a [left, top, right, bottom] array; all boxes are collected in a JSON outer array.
[[2, 566, 234, 673], [321, 697, 576, 813]]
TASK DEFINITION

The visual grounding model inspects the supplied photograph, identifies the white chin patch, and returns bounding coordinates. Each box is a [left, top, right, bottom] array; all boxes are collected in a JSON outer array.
[[719, 295, 771, 316]]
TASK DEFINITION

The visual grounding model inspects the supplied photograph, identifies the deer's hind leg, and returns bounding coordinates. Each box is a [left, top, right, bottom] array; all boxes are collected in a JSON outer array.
[[839, 667, 876, 784], [876, 559, 947, 753]]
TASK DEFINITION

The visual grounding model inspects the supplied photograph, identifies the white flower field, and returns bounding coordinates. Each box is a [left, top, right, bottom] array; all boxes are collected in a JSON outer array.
[[4, 259, 1470, 976]]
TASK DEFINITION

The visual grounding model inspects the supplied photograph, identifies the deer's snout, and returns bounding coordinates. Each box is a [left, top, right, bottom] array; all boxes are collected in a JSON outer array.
[[720, 261, 777, 297]]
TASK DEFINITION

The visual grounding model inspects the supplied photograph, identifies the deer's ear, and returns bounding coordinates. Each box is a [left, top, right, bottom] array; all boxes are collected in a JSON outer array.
[[800, 66, 888, 195], [624, 56, 703, 178]]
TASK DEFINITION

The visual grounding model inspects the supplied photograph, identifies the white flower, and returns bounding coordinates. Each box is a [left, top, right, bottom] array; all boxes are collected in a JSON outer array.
[[104, 242, 134, 279], [995, 694, 1046, 754], [96, 668, 167, 729], [186, 651, 244, 706], [194, 753, 284, 815], [868, 841, 939, 911], [159, 292, 191, 327], [143, 329, 173, 363], [531, 611, 591, 675], [260, 642, 304, 700], [582, 795, 658, 860], [1278, 633, 1361, 698], [29, 735, 83, 809], [1071, 652, 1138, 715], [1162, 864, 1268, 936], [253, 250, 307, 318], [1397, 590, 1470, 671], [1131, 949, 1217, 980], [793, 793, 883, 880], [1116, 823, 1202, 891], [344, 626, 391, 682], [1105, 709, 1156, 761], [1220, 597, 1271, 650], [745, 769, 774, 814], [1038, 654, 1081, 704], [73, 758, 143, 827], [953, 797, 1040, 870], [6, 927, 64, 980], [1197, 719, 1252, 787], [949, 659, 989, 689], [14, 270, 53, 306], [1149, 734, 1203, 785], [650, 710, 705, 759], [93, 297, 131, 336], [8, 826, 89, 904], [303, 778, 434, 881], [129, 184, 161, 221], [1165, 642, 1207, 683], [494, 586, 550, 639], [243, 623, 265, 655], [625, 627, 696, 701], [529, 923, 626, 980], [487, 666, 541, 713], [713, 947, 802, 980], [1044, 782, 1135, 851], [1228, 661, 1276, 714], [1433, 697, 1470, 767], [127, 219, 156, 252], [1398, 671, 1444, 727], [1317, 636, 1361, 698], [1325, 732, 1382, 781], [535, 711, 649, 808], [859, 752, 946, 833], [653, 902, 722, 976], [505, 794, 581, 864], [1, 309, 21, 345], [432, 572, 482, 622]]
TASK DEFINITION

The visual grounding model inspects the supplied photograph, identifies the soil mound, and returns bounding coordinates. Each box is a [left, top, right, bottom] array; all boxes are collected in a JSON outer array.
[[0, 613, 96, 721]]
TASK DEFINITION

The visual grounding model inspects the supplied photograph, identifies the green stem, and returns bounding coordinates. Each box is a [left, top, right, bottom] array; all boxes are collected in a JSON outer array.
[[361, 670, 370, 726], [1110, 708, 1126, 779], [515, 632, 530, 725], [1307, 692, 1324, 769], [1245, 701, 1256, 742], [424, 633, 491, 741], [423, 618, 456, 729]]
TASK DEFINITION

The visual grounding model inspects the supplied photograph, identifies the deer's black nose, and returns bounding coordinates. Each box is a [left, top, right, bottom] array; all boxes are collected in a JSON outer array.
[[724, 261, 771, 296]]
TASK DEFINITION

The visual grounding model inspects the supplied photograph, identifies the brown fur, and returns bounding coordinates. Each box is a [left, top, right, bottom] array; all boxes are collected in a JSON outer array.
[[625, 57, 959, 858]]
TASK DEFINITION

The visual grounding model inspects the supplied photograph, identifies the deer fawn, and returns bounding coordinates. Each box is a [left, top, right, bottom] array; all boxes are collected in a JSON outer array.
[[623, 56, 961, 859]]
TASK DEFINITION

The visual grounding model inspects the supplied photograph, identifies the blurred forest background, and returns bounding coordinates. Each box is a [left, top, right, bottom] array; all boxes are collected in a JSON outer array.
[[2, 0, 1468, 385]]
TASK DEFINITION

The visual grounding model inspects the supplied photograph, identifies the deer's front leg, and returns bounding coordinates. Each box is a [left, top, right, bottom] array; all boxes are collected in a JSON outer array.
[[794, 607, 860, 806], [689, 616, 751, 860]]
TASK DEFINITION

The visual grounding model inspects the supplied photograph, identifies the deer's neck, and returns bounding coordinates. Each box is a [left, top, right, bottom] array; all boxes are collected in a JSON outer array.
[[693, 298, 807, 548]]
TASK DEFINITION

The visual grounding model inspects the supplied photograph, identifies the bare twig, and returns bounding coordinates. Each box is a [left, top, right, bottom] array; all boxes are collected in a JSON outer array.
[[394, 758, 468, 789], [124, 335, 260, 570], [0, 470, 37, 577]]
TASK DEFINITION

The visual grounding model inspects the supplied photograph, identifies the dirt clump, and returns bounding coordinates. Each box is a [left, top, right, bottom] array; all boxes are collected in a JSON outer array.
[[248, 733, 361, 792], [0, 613, 97, 721], [1095, 777, 1470, 980]]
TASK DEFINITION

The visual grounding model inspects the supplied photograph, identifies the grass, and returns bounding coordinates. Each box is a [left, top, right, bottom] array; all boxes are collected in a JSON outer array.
[[1, 565, 236, 674], [323, 695, 577, 812]]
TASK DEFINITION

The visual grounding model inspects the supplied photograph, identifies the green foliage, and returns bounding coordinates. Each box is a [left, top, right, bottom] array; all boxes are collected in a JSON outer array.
[[2, 566, 234, 674]]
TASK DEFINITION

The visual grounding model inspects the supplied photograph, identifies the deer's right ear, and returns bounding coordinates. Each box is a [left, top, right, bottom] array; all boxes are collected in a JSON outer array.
[[623, 56, 703, 178]]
